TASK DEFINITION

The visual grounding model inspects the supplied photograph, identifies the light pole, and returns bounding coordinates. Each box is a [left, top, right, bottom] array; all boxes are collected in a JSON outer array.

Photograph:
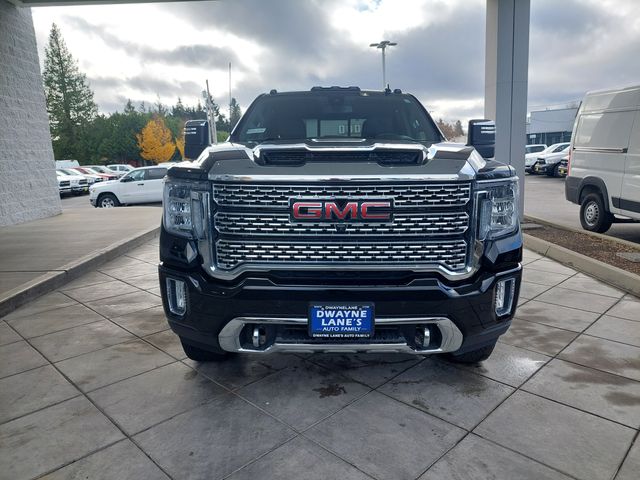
[[370, 40, 397, 90]]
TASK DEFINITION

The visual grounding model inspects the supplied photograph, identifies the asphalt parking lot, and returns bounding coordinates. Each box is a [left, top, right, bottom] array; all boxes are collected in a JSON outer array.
[[1, 242, 639, 480], [524, 174, 640, 244]]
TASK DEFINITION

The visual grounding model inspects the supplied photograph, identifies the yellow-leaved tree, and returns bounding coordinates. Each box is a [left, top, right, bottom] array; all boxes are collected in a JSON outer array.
[[137, 116, 176, 164], [175, 133, 185, 160]]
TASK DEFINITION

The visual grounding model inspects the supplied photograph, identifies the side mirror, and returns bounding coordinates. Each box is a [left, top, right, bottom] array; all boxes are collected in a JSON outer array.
[[184, 119, 210, 160], [120, 176, 132, 182], [467, 119, 495, 159]]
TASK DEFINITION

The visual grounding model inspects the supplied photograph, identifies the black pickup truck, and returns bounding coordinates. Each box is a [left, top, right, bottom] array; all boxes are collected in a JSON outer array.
[[159, 87, 522, 364]]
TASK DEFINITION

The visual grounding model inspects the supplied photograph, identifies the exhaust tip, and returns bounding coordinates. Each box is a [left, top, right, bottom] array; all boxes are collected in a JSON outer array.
[[252, 326, 267, 348]]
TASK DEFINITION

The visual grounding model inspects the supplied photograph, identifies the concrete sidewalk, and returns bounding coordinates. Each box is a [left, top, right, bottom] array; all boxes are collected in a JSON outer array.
[[0, 201, 161, 316], [0, 244, 638, 480]]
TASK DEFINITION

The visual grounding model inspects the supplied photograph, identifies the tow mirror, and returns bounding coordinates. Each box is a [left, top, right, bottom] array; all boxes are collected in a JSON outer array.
[[184, 119, 209, 160], [467, 119, 495, 159]]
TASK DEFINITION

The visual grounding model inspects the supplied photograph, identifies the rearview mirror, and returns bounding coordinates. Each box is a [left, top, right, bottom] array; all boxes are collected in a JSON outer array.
[[467, 119, 495, 159], [184, 119, 210, 160]]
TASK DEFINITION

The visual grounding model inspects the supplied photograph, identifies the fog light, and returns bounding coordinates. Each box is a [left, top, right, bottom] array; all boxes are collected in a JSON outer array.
[[166, 278, 187, 315], [495, 278, 515, 316]]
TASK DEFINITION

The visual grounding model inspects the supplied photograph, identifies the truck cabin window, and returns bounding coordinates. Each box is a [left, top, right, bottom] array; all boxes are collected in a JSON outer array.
[[231, 92, 443, 146]]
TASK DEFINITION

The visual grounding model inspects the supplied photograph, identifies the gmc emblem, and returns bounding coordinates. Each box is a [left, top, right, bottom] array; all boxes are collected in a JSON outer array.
[[289, 198, 393, 222]]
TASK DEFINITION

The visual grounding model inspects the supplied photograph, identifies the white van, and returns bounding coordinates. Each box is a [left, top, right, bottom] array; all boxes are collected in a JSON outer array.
[[565, 85, 640, 232], [55, 159, 79, 169]]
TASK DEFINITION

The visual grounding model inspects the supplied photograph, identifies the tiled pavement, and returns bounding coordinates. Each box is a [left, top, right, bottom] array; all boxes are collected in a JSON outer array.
[[1, 244, 639, 480]]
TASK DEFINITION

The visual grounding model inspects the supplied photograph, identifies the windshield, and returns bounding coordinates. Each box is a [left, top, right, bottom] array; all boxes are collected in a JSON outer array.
[[552, 143, 569, 153], [525, 145, 545, 154], [231, 91, 443, 146]]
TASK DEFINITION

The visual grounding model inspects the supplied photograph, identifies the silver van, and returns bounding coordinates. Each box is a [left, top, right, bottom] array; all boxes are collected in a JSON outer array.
[[565, 85, 640, 232]]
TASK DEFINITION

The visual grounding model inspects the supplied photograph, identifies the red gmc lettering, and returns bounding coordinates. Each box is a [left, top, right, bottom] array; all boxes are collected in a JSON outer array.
[[292, 200, 392, 221], [361, 202, 391, 220], [292, 202, 322, 219], [325, 202, 358, 219]]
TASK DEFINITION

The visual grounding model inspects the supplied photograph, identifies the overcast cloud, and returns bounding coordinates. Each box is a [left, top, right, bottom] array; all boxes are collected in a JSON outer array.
[[32, 0, 640, 121]]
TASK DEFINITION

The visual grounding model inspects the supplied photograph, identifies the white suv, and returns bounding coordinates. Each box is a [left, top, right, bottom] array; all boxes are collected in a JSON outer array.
[[89, 166, 167, 208], [107, 164, 134, 176]]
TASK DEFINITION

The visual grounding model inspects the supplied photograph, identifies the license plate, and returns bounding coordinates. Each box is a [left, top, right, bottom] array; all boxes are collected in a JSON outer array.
[[309, 303, 374, 338]]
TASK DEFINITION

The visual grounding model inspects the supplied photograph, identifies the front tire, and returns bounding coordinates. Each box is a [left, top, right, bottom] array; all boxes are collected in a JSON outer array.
[[445, 342, 496, 364], [98, 193, 120, 208], [580, 193, 613, 233], [180, 338, 229, 362]]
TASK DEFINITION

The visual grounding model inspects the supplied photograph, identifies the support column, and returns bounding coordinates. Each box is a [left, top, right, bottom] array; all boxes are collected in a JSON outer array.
[[485, 0, 530, 214], [0, 0, 61, 227]]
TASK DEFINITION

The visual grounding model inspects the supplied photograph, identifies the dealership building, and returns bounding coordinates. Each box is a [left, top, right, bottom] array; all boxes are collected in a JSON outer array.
[[526, 106, 578, 146]]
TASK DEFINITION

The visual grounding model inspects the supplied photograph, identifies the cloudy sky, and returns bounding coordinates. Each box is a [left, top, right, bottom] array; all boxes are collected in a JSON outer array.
[[32, 0, 640, 122]]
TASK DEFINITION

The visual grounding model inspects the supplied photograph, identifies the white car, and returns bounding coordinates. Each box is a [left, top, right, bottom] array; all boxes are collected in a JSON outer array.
[[525, 142, 570, 173], [89, 166, 168, 208], [532, 143, 571, 176], [108, 164, 134, 175], [56, 169, 89, 195], [59, 168, 101, 185], [525, 143, 547, 155], [56, 171, 72, 197]]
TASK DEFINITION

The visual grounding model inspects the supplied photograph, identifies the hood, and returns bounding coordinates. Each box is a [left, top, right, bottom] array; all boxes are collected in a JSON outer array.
[[169, 140, 514, 182], [91, 179, 119, 189], [537, 150, 568, 160], [61, 174, 86, 181]]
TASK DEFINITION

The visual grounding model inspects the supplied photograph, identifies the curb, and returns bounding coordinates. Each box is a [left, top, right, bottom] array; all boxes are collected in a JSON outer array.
[[523, 214, 640, 250], [523, 233, 640, 298], [0, 225, 160, 318]]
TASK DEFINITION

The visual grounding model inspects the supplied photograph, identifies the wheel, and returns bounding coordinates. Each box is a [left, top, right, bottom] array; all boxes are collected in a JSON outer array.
[[549, 164, 559, 177], [180, 338, 228, 362], [98, 193, 120, 208], [580, 193, 613, 233], [445, 342, 496, 364]]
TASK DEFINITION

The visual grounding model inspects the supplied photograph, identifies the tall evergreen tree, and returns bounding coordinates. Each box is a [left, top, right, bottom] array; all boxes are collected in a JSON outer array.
[[229, 97, 242, 131], [43, 23, 97, 160]]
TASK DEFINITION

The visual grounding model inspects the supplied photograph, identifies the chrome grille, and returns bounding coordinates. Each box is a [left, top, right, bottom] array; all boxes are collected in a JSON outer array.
[[215, 212, 469, 236], [211, 181, 472, 275], [213, 183, 471, 208], [216, 240, 468, 271]]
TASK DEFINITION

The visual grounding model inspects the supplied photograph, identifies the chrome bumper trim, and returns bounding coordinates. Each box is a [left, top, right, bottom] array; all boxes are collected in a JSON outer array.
[[218, 316, 463, 355]]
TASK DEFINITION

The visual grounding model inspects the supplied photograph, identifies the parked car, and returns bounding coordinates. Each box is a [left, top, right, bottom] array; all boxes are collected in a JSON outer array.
[[532, 143, 571, 176], [89, 166, 168, 208], [566, 84, 640, 232], [58, 168, 100, 185], [76, 166, 118, 181], [67, 168, 105, 183], [107, 164, 134, 175], [87, 165, 122, 178], [525, 142, 569, 173], [56, 169, 89, 195], [55, 160, 79, 169], [525, 144, 547, 155], [56, 171, 71, 197], [557, 155, 569, 177]]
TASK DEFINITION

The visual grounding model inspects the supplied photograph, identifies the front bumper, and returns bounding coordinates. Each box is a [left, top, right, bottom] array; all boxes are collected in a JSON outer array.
[[159, 261, 522, 357], [533, 162, 556, 174]]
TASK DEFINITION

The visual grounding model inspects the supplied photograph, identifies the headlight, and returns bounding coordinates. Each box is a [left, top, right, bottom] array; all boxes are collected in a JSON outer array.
[[163, 179, 209, 239], [477, 179, 519, 240]]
